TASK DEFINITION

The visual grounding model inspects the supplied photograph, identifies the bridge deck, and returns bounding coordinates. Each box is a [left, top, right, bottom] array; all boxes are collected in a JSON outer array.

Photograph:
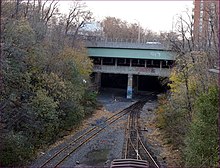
[[88, 48, 175, 60]]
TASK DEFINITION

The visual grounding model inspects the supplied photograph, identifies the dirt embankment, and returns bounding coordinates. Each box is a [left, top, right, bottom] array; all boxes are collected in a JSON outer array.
[[140, 101, 182, 167]]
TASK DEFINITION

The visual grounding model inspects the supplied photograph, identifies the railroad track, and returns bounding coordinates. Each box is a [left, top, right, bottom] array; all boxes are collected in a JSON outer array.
[[39, 100, 145, 168], [123, 96, 160, 168]]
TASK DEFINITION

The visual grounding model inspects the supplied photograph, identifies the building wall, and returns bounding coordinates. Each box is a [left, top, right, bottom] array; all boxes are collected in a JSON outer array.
[[193, 0, 219, 48]]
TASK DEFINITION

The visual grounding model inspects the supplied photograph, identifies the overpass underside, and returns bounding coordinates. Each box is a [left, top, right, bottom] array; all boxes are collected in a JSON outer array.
[[92, 57, 173, 99]]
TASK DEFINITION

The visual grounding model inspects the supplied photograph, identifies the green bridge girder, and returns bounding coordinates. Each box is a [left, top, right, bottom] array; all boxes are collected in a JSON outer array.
[[87, 47, 176, 60]]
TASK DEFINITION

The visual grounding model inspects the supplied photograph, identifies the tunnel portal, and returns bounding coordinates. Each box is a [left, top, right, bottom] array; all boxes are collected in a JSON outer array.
[[101, 73, 127, 89], [93, 73, 166, 96]]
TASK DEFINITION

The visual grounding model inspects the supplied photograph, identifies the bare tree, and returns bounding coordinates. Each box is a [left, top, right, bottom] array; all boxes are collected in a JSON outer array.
[[164, 6, 219, 120], [101, 16, 147, 42], [15, 0, 20, 18], [170, 9, 195, 55], [23, 0, 30, 17], [64, 1, 93, 37], [201, 2, 219, 62], [166, 4, 218, 66], [40, 0, 59, 25]]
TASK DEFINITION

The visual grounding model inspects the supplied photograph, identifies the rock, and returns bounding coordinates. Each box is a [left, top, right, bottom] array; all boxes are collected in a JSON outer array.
[[147, 108, 153, 111], [76, 160, 80, 164], [105, 160, 110, 164]]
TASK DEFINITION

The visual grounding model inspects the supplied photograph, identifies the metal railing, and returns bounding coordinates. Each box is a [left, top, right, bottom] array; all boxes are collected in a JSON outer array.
[[83, 36, 170, 50]]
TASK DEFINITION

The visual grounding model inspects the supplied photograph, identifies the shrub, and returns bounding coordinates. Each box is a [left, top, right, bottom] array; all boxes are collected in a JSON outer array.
[[183, 86, 218, 167], [30, 89, 59, 145], [0, 132, 34, 167]]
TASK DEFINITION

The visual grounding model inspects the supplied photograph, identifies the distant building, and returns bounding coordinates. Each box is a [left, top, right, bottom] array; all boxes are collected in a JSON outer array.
[[193, 0, 219, 48], [78, 22, 103, 36]]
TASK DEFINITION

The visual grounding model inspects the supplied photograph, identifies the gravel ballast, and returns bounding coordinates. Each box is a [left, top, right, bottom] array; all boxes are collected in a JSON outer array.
[[31, 89, 175, 167], [30, 88, 135, 167]]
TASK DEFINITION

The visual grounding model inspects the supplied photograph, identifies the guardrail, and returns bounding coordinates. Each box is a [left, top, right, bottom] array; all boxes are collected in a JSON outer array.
[[81, 36, 171, 50], [86, 41, 170, 50]]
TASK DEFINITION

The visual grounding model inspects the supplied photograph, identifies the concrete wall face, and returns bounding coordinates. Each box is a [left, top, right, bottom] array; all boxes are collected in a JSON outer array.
[[93, 64, 170, 99], [93, 65, 171, 77]]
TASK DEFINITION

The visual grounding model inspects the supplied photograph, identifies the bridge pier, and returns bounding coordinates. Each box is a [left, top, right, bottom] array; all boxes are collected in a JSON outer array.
[[126, 74, 133, 99]]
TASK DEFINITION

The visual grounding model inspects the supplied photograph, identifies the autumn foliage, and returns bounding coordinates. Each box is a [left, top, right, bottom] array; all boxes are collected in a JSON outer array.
[[0, 1, 96, 166], [155, 7, 219, 167]]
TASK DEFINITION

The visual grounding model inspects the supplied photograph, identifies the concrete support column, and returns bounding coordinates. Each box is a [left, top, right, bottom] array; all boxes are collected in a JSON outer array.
[[101, 58, 103, 66], [160, 61, 162, 69], [145, 60, 147, 67], [115, 58, 117, 67], [130, 59, 132, 67], [133, 75, 137, 94], [127, 74, 133, 99], [95, 72, 101, 90]]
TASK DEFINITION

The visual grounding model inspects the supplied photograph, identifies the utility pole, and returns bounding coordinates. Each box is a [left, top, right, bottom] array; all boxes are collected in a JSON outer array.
[[134, 19, 141, 43], [138, 22, 140, 43]]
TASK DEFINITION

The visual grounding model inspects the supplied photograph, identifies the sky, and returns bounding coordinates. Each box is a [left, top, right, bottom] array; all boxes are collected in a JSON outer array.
[[58, 1, 194, 33]]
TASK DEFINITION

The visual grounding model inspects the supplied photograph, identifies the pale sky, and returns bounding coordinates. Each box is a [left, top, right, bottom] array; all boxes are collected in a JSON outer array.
[[58, 1, 194, 33]]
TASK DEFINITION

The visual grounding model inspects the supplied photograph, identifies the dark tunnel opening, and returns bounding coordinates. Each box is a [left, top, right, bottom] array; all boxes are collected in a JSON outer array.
[[101, 73, 128, 89], [99, 73, 167, 93], [137, 75, 166, 92]]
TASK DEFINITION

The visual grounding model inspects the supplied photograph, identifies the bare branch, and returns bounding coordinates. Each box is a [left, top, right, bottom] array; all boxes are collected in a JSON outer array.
[[41, 0, 49, 20], [44, 1, 59, 25]]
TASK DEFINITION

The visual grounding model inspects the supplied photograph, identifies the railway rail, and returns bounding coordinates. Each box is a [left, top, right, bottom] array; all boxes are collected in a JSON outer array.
[[123, 95, 160, 168], [39, 100, 146, 168]]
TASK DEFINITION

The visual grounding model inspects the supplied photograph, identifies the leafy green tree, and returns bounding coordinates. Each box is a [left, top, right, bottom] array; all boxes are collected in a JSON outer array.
[[30, 89, 59, 145], [184, 86, 218, 167]]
